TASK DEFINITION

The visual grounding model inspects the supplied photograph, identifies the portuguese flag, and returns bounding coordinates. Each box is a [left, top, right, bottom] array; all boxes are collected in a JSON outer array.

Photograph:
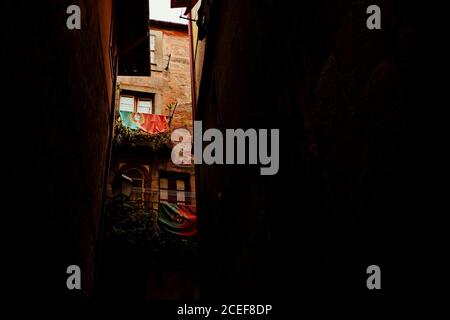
[[119, 111, 169, 134], [158, 202, 197, 237]]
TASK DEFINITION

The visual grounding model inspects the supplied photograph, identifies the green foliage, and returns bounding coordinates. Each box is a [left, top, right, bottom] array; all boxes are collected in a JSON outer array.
[[165, 102, 177, 114], [107, 196, 160, 248], [106, 196, 199, 263], [113, 117, 172, 150]]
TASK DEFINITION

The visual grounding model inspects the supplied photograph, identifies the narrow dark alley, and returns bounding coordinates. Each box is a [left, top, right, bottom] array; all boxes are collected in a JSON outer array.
[[2, 0, 447, 313]]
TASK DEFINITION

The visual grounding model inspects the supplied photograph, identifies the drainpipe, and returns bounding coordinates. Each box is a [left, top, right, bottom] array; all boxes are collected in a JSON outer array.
[[188, 11, 197, 125]]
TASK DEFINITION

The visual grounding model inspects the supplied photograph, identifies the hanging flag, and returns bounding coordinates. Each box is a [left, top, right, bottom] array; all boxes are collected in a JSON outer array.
[[119, 111, 169, 134], [158, 202, 197, 237]]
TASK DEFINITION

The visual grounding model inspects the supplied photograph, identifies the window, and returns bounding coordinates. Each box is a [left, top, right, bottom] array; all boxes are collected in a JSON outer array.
[[150, 30, 163, 71], [125, 168, 146, 206], [119, 96, 134, 112], [176, 180, 186, 203], [159, 172, 191, 205], [119, 92, 154, 114], [137, 98, 152, 114], [150, 34, 156, 65], [159, 178, 169, 202]]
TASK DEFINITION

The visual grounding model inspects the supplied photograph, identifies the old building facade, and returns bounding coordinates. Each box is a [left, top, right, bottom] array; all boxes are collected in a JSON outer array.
[[108, 18, 195, 216], [100, 19, 198, 300]]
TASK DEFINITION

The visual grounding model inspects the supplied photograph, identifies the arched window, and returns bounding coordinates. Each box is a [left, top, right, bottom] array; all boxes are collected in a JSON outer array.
[[124, 168, 146, 205]]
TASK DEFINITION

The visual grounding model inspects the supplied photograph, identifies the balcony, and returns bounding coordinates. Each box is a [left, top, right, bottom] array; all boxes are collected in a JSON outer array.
[[113, 114, 172, 151]]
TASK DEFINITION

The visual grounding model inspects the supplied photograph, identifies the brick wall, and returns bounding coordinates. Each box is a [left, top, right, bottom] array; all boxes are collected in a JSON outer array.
[[118, 24, 193, 132]]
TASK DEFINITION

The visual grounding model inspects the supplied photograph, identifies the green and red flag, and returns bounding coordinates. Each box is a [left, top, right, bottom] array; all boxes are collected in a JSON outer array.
[[119, 111, 169, 134], [158, 202, 197, 237]]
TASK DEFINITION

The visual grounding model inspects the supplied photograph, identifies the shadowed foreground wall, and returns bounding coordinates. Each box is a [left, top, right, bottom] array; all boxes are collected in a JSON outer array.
[[2, 1, 114, 299], [196, 0, 446, 301]]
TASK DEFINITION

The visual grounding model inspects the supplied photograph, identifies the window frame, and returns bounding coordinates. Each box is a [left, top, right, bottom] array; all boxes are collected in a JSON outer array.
[[158, 172, 191, 205], [119, 95, 135, 112], [124, 168, 146, 207], [149, 30, 164, 72], [119, 91, 155, 114], [137, 97, 153, 114], [150, 34, 156, 65]]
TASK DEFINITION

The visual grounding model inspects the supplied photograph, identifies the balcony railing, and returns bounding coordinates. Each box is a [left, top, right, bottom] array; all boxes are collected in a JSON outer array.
[[128, 187, 196, 206]]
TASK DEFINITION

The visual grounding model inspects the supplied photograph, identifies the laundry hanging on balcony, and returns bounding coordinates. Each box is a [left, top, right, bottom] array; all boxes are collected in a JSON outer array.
[[158, 202, 197, 237], [119, 111, 169, 134]]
